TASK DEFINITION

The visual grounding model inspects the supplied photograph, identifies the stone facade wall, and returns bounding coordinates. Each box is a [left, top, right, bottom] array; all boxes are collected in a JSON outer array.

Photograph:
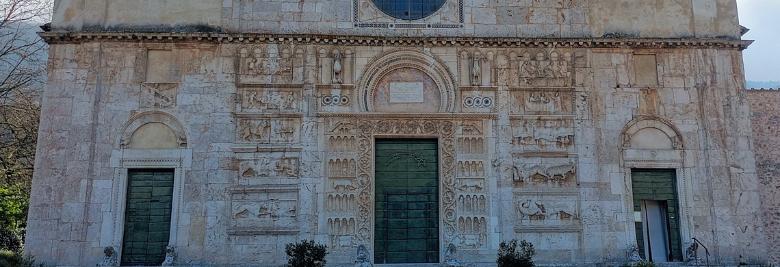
[[24, 37, 768, 266], [24, 0, 769, 266], [51, 0, 740, 38], [747, 89, 780, 265]]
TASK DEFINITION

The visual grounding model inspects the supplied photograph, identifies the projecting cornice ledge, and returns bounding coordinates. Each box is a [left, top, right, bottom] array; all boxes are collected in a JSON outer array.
[[38, 32, 754, 50]]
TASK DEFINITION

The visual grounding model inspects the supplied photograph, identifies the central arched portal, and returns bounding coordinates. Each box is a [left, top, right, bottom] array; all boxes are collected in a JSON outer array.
[[374, 139, 440, 264], [358, 50, 456, 113]]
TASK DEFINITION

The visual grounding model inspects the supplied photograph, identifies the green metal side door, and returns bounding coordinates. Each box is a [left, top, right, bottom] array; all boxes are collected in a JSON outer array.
[[374, 139, 440, 264], [631, 169, 682, 262], [121, 169, 175, 266]]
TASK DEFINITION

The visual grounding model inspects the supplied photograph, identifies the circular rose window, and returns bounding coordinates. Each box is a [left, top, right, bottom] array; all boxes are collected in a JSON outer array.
[[372, 0, 447, 20]]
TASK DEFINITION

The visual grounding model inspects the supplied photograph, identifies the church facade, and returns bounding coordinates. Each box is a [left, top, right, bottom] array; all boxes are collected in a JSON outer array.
[[26, 0, 772, 266]]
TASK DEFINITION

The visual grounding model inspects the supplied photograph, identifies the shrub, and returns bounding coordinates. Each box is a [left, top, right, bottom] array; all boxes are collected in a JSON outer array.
[[0, 227, 22, 252], [497, 239, 535, 267], [285, 240, 327, 267], [626, 261, 655, 267], [0, 250, 41, 267]]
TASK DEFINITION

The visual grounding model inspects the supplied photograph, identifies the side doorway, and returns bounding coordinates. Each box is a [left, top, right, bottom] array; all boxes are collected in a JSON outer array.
[[121, 169, 175, 266], [631, 169, 683, 262]]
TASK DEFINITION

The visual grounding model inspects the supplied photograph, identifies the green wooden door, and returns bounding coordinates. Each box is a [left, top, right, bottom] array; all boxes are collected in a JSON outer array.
[[374, 139, 439, 264], [121, 169, 174, 266], [631, 169, 682, 262]]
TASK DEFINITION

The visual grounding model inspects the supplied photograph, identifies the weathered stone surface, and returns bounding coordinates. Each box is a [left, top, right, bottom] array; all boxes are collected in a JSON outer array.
[[24, 1, 770, 266], [748, 90, 780, 265]]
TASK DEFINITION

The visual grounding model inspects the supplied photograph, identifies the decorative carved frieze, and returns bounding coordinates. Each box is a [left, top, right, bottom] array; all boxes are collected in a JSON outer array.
[[328, 217, 357, 247], [508, 157, 577, 189], [458, 161, 485, 177], [238, 45, 304, 85], [458, 194, 487, 215], [328, 136, 357, 152], [510, 89, 575, 115], [237, 117, 301, 144], [456, 178, 485, 193], [328, 158, 357, 178], [511, 164, 576, 188], [457, 216, 487, 248], [458, 137, 485, 154], [511, 118, 575, 153], [460, 87, 497, 113], [513, 193, 580, 232], [238, 88, 300, 113], [238, 156, 300, 180], [345, 119, 457, 247], [459, 121, 484, 136], [327, 193, 357, 213], [514, 50, 573, 88], [140, 83, 177, 109], [228, 185, 299, 235]]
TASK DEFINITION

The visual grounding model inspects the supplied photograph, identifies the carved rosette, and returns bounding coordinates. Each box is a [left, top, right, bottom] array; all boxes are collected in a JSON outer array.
[[352, 119, 457, 247]]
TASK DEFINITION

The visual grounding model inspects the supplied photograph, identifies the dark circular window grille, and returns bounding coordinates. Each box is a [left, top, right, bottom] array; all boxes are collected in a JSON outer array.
[[372, 0, 447, 20]]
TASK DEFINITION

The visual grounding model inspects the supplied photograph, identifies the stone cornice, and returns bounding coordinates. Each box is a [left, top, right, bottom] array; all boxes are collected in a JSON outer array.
[[39, 31, 753, 50]]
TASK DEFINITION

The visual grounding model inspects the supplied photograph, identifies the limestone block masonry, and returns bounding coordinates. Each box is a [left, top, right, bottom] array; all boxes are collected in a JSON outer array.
[[25, 0, 771, 266]]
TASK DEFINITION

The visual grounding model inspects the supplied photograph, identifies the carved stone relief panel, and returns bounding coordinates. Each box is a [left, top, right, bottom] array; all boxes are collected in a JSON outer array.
[[508, 157, 577, 190], [238, 44, 304, 85], [513, 49, 573, 88], [460, 88, 496, 113], [513, 193, 580, 232], [510, 89, 575, 115], [459, 120, 485, 136], [459, 50, 494, 87], [236, 117, 301, 144], [236, 152, 300, 184], [318, 48, 354, 85], [140, 83, 177, 108], [458, 137, 485, 155], [237, 87, 301, 113], [337, 118, 457, 250], [510, 118, 575, 153], [228, 185, 299, 235], [318, 85, 355, 113]]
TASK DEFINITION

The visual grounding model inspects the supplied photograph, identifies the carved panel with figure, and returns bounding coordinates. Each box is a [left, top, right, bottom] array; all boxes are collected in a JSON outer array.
[[237, 117, 301, 144], [514, 50, 573, 88], [508, 157, 577, 189], [238, 88, 301, 113], [513, 193, 580, 233], [140, 83, 177, 109], [238, 45, 304, 85], [228, 185, 299, 235], [511, 118, 575, 153], [237, 153, 300, 183], [510, 89, 575, 115]]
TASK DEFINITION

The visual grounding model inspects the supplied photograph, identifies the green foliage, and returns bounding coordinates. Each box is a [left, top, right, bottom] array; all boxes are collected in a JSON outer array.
[[624, 261, 656, 267], [0, 249, 41, 267], [0, 226, 22, 252], [285, 240, 328, 267], [497, 239, 535, 267]]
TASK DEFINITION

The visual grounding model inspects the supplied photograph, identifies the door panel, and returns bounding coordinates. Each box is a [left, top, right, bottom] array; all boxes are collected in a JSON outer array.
[[121, 169, 174, 266], [631, 169, 681, 262], [374, 139, 439, 264]]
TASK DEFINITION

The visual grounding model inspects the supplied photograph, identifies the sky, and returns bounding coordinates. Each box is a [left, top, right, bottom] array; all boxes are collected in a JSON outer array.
[[737, 0, 780, 82]]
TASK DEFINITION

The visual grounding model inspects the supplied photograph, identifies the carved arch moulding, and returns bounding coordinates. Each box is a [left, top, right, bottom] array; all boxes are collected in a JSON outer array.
[[119, 111, 188, 149], [327, 118, 457, 256], [358, 49, 457, 113], [621, 115, 684, 150]]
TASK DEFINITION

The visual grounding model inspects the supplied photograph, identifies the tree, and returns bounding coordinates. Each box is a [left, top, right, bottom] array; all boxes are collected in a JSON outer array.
[[0, 0, 51, 251]]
